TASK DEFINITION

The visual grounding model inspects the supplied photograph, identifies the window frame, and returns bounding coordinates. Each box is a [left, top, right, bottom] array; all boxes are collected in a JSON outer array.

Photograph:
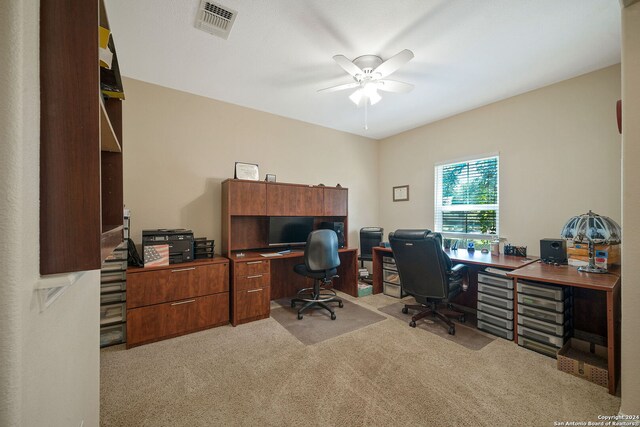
[[433, 153, 500, 240]]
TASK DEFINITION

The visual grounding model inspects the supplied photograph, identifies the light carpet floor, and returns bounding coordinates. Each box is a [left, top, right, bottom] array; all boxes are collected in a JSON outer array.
[[100, 292, 620, 427]]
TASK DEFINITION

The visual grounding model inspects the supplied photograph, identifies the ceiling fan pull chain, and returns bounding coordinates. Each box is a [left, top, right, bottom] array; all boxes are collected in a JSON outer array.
[[364, 99, 369, 130]]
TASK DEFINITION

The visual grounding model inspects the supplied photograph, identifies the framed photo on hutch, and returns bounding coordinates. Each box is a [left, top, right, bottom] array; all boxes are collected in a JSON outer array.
[[234, 162, 259, 181], [393, 185, 409, 202]]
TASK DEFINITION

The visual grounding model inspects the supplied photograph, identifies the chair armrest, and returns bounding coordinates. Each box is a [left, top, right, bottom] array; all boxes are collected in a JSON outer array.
[[450, 263, 466, 274]]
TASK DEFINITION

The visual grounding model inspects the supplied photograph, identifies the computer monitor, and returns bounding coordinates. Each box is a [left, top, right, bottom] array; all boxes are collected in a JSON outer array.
[[268, 216, 314, 247]]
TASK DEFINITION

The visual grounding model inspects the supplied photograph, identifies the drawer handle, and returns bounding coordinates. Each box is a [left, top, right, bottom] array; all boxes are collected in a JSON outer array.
[[246, 261, 263, 265], [171, 299, 196, 306], [247, 274, 263, 279], [247, 289, 263, 293], [171, 267, 196, 273]]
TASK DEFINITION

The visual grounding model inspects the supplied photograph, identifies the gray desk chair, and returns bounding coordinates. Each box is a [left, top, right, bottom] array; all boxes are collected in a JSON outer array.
[[291, 229, 344, 320], [389, 229, 467, 335]]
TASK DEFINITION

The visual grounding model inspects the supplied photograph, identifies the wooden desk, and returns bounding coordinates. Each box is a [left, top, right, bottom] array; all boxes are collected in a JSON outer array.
[[508, 262, 621, 395], [372, 246, 537, 308], [227, 248, 358, 325]]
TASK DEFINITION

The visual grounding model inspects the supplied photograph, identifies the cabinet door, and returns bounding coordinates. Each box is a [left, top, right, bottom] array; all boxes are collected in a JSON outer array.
[[234, 287, 270, 324], [323, 187, 348, 216], [229, 180, 266, 215], [266, 184, 323, 216], [127, 262, 229, 308], [127, 293, 229, 347]]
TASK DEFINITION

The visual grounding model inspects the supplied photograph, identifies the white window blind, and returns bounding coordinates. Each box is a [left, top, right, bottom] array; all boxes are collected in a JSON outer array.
[[434, 155, 499, 238]]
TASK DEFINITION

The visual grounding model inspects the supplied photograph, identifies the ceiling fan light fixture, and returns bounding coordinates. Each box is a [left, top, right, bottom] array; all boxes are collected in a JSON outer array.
[[349, 89, 363, 106], [368, 90, 381, 105]]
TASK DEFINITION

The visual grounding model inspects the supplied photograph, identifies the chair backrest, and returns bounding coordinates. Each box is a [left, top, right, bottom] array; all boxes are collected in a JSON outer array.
[[359, 227, 384, 260], [389, 229, 452, 300], [305, 229, 341, 272]]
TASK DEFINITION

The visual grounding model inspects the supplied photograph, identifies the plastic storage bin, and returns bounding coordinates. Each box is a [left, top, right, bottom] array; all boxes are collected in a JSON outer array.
[[518, 280, 569, 301], [100, 302, 126, 326], [517, 303, 570, 324], [477, 310, 513, 330], [383, 269, 401, 285], [517, 325, 569, 347], [478, 282, 514, 300], [100, 323, 126, 347], [478, 292, 514, 310], [477, 301, 514, 320], [383, 282, 406, 298], [477, 319, 514, 340], [478, 272, 514, 289], [517, 293, 570, 312]]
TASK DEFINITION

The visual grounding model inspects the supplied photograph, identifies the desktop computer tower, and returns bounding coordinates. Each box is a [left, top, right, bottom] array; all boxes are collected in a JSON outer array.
[[319, 222, 345, 248]]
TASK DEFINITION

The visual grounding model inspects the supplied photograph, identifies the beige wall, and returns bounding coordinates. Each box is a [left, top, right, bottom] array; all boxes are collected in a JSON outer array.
[[122, 78, 380, 248], [621, 1, 640, 415], [0, 1, 100, 426], [378, 65, 621, 253]]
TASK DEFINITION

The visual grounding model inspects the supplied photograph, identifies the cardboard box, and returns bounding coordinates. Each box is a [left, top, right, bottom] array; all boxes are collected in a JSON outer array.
[[557, 338, 608, 388], [567, 243, 620, 268]]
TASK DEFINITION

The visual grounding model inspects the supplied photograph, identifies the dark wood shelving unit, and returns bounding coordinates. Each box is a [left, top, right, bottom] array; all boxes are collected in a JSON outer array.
[[40, 0, 124, 275]]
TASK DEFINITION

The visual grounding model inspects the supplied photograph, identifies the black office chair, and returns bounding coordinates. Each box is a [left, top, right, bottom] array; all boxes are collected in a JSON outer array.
[[291, 229, 344, 320], [389, 229, 467, 335], [358, 227, 384, 268]]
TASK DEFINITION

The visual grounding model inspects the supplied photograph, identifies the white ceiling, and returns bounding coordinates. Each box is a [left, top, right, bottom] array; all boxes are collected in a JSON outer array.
[[105, 0, 621, 140]]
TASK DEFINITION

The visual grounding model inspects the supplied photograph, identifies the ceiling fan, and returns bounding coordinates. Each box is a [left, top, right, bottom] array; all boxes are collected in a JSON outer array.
[[319, 49, 415, 107]]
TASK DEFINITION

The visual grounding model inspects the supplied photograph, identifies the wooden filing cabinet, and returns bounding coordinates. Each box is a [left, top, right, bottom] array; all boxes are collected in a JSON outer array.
[[126, 258, 229, 348], [231, 259, 271, 326]]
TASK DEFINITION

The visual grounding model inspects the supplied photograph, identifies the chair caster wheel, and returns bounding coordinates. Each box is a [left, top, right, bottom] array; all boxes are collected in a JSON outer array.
[[459, 314, 466, 323], [409, 320, 416, 328], [297, 313, 303, 320], [331, 313, 336, 320], [448, 326, 455, 335], [447, 303, 454, 310], [402, 307, 409, 314], [291, 301, 296, 308], [338, 302, 344, 308]]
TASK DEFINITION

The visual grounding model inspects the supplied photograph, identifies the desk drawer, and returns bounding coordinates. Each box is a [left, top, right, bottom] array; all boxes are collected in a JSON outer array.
[[477, 292, 514, 310], [383, 282, 406, 298], [517, 304, 571, 325], [382, 262, 397, 272], [517, 293, 570, 313], [101, 260, 127, 273], [101, 270, 126, 283], [100, 323, 126, 347], [517, 325, 569, 348], [478, 272, 514, 289], [127, 262, 229, 309], [383, 269, 401, 285], [518, 336, 558, 358], [101, 280, 126, 294], [127, 293, 229, 347], [517, 280, 569, 301], [235, 286, 270, 323], [235, 260, 270, 276], [100, 302, 125, 326], [236, 272, 270, 291], [101, 291, 126, 305], [477, 311, 513, 330], [518, 314, 571, 336], [477, 301, 513, 320], [382, 256, 395, 264], [477, 319, 514, 340], [478, 282, 513, 300]]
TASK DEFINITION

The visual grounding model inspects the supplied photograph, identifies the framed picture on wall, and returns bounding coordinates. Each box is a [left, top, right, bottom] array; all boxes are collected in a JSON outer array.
[[234, 162, 259, 181], [393, 185, 409, 202]]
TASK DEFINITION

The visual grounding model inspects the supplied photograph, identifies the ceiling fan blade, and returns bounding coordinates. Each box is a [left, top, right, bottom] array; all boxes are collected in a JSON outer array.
[[318, 82, 361, 93], [377, 80, 414, 93], [333, 54, 364, 77], [373, 49, 414, 78]]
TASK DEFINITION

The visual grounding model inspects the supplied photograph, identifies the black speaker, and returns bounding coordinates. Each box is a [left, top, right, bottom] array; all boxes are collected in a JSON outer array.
[[319, 222, 345, 248], [540, 238, 567, 264]]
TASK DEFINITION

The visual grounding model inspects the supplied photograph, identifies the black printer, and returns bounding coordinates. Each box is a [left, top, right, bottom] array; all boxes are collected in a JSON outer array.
[[142, 229, 194, 264]]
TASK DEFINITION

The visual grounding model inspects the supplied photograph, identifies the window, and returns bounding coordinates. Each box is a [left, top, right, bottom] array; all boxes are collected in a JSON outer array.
[[434, 155, 499, 238]]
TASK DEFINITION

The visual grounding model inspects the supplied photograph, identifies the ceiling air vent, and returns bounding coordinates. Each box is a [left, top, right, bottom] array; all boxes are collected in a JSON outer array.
[[195, 0, 237, 39]]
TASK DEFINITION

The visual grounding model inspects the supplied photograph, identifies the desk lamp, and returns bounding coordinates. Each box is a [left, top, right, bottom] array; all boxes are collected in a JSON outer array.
[[560, 210, 621, 273]]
